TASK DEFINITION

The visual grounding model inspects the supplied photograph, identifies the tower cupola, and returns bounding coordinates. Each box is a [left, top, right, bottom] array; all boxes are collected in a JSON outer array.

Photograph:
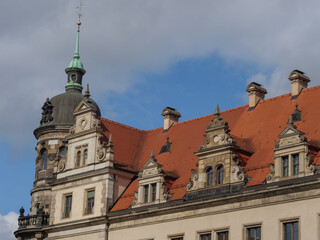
[[65, 15, 86, 92]]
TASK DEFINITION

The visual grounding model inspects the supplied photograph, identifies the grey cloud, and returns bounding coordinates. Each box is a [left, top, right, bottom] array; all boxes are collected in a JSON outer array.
[[0, 212, 18, 240], [2, 0, 320, 158]]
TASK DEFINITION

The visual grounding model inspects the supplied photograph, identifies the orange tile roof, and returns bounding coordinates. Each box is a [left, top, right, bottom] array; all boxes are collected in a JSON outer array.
[[103, 85, 320, 212]]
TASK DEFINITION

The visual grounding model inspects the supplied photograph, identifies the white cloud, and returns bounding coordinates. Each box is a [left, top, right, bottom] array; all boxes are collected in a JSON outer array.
[[0, 212, 18, 240], [2, 0, 320, 156]]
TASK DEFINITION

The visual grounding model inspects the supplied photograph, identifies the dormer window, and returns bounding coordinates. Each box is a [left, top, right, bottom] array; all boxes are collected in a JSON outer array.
[[267, 115, 315, 183], [159, 138, 171, 154], [206, 167, 213, 186], [216, 165, 224, 184], [132, 150, 174, 208]]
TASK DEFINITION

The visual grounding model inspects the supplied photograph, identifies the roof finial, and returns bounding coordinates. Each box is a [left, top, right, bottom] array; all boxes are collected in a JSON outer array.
[[84, 84, 90, 98], [107, 134, 113, 148], [214, 104, 221, 116], [150, 149, 155, 159]]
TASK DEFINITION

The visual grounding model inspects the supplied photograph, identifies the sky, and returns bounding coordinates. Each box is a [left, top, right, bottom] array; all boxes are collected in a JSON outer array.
[[2, 0, 320, 239]]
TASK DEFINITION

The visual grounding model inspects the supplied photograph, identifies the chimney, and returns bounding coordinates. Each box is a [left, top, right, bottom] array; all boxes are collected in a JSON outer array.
[[246, 82, 267, 110], [288, 70, 310, 99], [161, 107, 181, 132]]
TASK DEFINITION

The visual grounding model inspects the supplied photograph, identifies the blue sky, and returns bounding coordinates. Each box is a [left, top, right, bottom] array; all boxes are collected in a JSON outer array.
[[2, 1, 320, 239]]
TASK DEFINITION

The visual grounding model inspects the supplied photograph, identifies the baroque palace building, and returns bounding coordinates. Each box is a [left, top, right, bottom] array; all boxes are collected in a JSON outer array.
[[14, 17, 320, 240]]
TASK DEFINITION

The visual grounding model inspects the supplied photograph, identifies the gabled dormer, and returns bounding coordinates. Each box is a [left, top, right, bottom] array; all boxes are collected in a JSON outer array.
[[132, 150, 173, 208], [267, 115, 316, 182], [187, 105, 247, 194]]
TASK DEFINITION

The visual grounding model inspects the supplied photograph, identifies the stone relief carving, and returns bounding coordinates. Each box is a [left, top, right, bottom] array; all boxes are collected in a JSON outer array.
[[96, 133, 107, 162], [306, 154, 315, 174], [187, 169, 199, 191], [40, 98, 54, 125], [266, 163, 275, 181]]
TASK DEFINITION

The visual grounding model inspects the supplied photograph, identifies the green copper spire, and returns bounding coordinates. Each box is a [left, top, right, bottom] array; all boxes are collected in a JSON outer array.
[[65, 2, 86, 92]]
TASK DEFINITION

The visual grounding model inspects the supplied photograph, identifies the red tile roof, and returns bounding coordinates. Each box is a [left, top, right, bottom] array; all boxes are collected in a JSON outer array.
[[102, 85, 320, 212]]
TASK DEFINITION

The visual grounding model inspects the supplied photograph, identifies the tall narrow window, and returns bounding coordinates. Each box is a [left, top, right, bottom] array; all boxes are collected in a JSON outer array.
[[284, 221, 298, 240], [76, 151, 81, 167], [200, 233, 211, 240], [217, 165, 224, 184], [282, 156, 289, 177], [217, 231, 228, 240], [247, 226, 261, 240], [85, 190, 95, 214], [64, 195, 72, 218], [83, 149, 88, 165], [151, 183, 157, 202], [41, 149, 48, 170], [292, 154, 299, 175], [144, 185, 149, 203], [206, 167, 213, 186]]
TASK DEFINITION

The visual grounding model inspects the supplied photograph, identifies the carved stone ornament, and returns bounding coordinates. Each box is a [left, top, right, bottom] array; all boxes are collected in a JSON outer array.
[[96, 133, 107, 162], [92, 118, 99, 128], [48, 153, 56, 162], [69, 126, 76, 135], [306, 155, 315, 174], [58, 159, 66, 172], [266, 163, 275, 182], [131, 191, 138, 207], [80, 118, 87, 130], [40, 98, 54, 125], [186, 169, 199, 191]]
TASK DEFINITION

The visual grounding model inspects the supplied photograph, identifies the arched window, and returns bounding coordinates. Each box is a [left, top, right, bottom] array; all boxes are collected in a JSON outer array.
[[59, 146, 68, 157], [216, 165, 224, 184], [76, 151, 81, 167], [83, 149, 88, 165], [206, 167, 214, 186], [41, 149, 48, 170]]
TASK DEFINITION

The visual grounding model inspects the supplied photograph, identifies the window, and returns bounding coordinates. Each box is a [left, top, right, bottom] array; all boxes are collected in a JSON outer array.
[[206, 167, 213, 186], [74, 145, 88, 168], [151, 183, 156, 202], [41, 149, 48, 170], [85, 190, 95, 214], [292, 154, 299, 175], [283, 221, 298, 240], [217, 165, 224, 184], [76, 151, 81, 167], [247, 226, 261, 240], [58, 146, 68, 157], [144, 185, 149, 203], [217, 231, 228, 240], [63, 195, 72, 218], [282, 156, 289, 177], [170, 237, 183, 240], [83, 149, 88, 165], [199, 233, 211, 240]]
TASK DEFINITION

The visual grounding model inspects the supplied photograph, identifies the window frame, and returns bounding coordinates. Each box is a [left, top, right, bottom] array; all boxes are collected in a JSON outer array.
[[216, 164, 224, 185], [74, 144, 89, 168], [40, 148, 48, 170], [281, 218, 300, 240], [168, 234, 184, 240], [62, 193, 73, 219], [243, 223, 262, 240], [216, 230, 229, 240], [84, 188, 95, 215], [206, 166, 214, 186], [198, 231, 212, 240], [281, 153, 300, 178]]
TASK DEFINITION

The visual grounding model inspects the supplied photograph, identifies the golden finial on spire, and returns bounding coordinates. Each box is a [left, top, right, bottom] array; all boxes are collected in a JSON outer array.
[[76, 0, 84, 27]]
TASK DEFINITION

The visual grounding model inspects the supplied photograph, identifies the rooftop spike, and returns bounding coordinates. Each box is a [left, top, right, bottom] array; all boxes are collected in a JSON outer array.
[[84, 84, 90, 98], [214, 104, 221, 116], [150, 149, 155, 159], [65, 2, 86, 92], [107, 134, 113, 148]]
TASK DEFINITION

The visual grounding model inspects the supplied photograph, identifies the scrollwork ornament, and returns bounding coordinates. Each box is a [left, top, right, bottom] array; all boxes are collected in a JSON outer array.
[[58, 160, 66, 172], [98, 150, 105, 161], [274, 141, 280, 148]]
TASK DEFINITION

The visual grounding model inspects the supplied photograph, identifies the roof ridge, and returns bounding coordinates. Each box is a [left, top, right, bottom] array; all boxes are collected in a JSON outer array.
[[100, 117, 144, 132]]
